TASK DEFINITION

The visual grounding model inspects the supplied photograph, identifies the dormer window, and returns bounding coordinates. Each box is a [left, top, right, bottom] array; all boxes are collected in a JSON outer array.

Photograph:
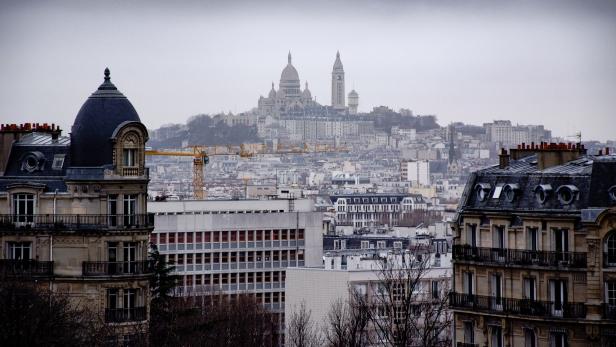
[[557, 185, 579, 205], [534, 184, 552, 204], [123, 148, 137, 167], [20, 151, 45, 173], [52, 154, 65, 170], [474, 183, 491, 202], [503, 184, 520, 202]]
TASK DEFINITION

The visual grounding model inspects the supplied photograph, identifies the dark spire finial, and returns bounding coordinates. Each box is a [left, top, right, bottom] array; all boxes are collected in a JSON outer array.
[[288, 51, 292, 64], [104, 67, 110, 81]]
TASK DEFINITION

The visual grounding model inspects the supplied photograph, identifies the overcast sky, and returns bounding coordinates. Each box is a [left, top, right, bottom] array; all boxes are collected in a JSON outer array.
[[1, 0, 615, 141]]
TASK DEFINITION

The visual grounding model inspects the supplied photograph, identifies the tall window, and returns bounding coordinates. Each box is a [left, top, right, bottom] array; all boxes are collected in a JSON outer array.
[[524, 278, 537, 301], [123, 148, 137, 167], [550, 332, 567, 347], [491, 326, 503, 347], [527, 227, 538, 251], [123, 194, 137, 226], [124, 289, 137, 309], [13, 193, 34, 222], [491, 273, 503, 310], [108, 194, 118, 226], [8, 242, 32, 260], [553, 229, 569, 262], [431, 280, 439, 299], [124, 242, 137, 273], [524, 329, 537, 347], [463, 321, 474, 344], [605, 232, 616, 266], [493, 226, 505, 249], [493, 225, 506, 262], [107, 289, 119, 309], [550, 280, 567, 317], [466, 224, 477, 247], [463, 272, 474, 295]]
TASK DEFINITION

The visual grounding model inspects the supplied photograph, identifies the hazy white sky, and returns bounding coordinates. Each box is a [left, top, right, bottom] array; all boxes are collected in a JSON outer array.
[[1, 0, 614, 141]]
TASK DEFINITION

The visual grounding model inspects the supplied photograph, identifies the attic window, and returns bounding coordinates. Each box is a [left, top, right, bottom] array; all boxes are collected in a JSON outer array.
[[474, 183, 491, 202], [52, 154, 65, 170], [534, 184, 552, 204], [493, 185, 504, 199], [21, 151, 45, 173], [503, 184, 520, 202], [557, 185, 579, 205]]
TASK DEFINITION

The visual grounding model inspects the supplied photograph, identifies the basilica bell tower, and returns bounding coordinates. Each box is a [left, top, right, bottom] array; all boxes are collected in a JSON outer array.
[[331, 51, 346, 110]]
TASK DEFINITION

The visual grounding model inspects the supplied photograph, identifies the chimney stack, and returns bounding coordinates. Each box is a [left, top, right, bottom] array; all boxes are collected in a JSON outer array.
[[499, 148, 510, 169]]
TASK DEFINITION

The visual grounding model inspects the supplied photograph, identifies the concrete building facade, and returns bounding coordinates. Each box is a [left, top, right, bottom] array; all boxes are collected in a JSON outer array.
[[148, 198, 324, 341]]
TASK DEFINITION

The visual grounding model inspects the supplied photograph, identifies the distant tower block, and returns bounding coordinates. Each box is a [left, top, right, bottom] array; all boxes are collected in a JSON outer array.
[[331, 51, 345, 110], [348, 89, 359, 115]]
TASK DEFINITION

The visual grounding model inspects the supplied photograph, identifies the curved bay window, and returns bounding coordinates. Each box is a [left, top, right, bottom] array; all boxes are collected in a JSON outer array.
[[12, 193, 34, 223], [605, 231, 616, 267]]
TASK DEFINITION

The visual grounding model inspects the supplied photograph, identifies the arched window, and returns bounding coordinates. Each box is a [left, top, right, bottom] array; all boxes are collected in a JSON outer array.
[[605, 231, 616, 266]]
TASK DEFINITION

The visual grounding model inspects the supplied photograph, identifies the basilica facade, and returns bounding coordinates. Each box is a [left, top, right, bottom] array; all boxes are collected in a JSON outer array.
[[257, 52, 358, 118]]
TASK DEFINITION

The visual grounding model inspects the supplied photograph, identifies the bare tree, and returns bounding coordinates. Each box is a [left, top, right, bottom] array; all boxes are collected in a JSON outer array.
[[366, 247, 451, 347], [324, 289, 372, 347], [0, 279, 111, 347], [150, 292, 277, 347], [287, 301, 322, 347]]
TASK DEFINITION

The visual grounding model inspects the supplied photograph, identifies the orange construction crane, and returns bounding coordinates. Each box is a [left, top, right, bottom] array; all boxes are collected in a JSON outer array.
[[146, 142, 348, 199]]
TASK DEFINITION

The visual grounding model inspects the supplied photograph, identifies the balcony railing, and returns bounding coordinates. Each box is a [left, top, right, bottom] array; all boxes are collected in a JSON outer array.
[[603, 304, 616, 320], [0, 259, 54, 277], [449, 292, 587, 319], [105, 307, 147, 323], [0, 214, 153, 231], [82, 261, 152, 276], [453, 245, 587, 268]]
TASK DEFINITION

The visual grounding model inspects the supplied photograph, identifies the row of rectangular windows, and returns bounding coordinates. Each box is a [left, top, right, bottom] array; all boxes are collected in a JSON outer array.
[[183, 271, 287, 286], [166, 250, 304, 265], [151, 229, 305, 244], [154, 209, 285, 216]]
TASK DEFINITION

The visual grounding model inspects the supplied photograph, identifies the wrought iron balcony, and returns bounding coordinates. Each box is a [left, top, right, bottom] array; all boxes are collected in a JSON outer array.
[[449, 292, 587, 319], [0, 214, 153, 232], [82, 261, 152, 276], [0, 259, 54, 277], [104, 307, 147, 323], [453, 245, 587, 268]]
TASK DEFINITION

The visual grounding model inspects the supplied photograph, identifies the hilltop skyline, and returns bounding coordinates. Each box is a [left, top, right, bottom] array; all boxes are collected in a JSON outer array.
[[1, 0, 615, 141]]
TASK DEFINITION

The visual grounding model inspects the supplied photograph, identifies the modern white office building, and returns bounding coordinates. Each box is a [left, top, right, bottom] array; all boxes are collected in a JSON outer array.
[[148, 198, 324, 340]]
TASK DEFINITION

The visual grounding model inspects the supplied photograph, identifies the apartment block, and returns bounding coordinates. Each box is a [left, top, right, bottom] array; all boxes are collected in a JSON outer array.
[[331, 193, 428, 228], [0, 69, 153, 345], [451, 143, 616, 347]]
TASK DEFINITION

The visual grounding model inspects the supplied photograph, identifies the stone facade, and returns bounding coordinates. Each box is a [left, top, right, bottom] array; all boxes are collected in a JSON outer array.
[[0, 69, 153, 345], [451, 145, 616, 347]]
